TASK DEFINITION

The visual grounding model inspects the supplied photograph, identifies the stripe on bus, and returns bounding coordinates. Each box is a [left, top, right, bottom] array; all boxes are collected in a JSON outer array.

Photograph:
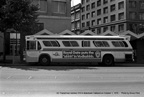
[[36, 38, 124, 40], [42, 48, 133, 52]]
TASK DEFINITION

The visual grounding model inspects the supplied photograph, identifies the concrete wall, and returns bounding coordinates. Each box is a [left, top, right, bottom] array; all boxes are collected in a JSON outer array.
[[35, 0, 71, 34], [38, 16, 71, 34]]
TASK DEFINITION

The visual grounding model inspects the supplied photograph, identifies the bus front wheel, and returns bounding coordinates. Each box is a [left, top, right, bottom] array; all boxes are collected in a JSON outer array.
[[39, 55, 50, 66], [102, 55, 114, 66]]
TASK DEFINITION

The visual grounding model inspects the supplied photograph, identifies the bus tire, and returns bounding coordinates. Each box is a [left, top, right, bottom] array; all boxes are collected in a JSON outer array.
[[102, 55, 114, 66], [39, 55, 51, 66]]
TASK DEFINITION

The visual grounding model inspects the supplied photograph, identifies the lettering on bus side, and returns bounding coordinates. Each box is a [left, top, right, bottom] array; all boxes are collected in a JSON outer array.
[[62, 50, 101, 59]]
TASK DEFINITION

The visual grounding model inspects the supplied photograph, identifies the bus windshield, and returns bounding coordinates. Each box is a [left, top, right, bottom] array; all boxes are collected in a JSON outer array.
[[27, 41, 36, 50]]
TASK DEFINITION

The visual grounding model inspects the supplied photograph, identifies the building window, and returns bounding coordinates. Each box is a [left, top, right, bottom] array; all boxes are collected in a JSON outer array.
[[97, 0, 101, 7], [97, 9, 101, 16], [82, 7, 85, 12], [71, 23, 74, 30], [129, 24, 137, 33], [97, 18, 102, 25], [129, 12, 137, 19], [37, 23, 44, 31], [103, 0, 108, 4], [86, 21, 90, 27], [110, 0, 115, 2], [91, 20, 95, 26], [53, 1, 66, 13], [82, 0, 85, 4], [104, 17, 108, 23], [140, 1, 144, 9], [111, 15, 116, 22], [110, 4, 116, 12], [103, 26, 108, 32], [138, 24, 144, 34], [86, 0, 90, 3], [76, 22, 80, 29], [91, 11, 95, 17], [118, 24, 124, 32], [91, 2, 95, 9], [71, 14, 75, 21], [82, 15, 85, 20], [91, 28, 95, 32], [32, 0, 47, 12], [86, 13, 90, 19], [118, 1, 124, 9], [97, 28, 101, 34], [103, 7, 108, 14], [119, 12, 124, 20], [82, 22, 85, 27], [76, 12, 80, 19], [86, 4, 90, 11], [129, 1, 136, 8], [111, 25, 115, 32], [139, 12, 144, 20]]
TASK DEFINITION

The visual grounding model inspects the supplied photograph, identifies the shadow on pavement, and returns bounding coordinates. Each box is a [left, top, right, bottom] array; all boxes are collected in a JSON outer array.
[[0, 62, 98, 71], [0, 62, 144, 71]]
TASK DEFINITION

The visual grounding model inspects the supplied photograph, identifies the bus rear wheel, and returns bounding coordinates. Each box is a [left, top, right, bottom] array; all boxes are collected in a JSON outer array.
[[102, 55, 114, 66], [39, 55, 50, 66]]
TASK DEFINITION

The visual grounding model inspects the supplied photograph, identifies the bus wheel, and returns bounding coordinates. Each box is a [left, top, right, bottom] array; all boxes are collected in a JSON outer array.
[[39, 55, 50, 66], [102, 55, 114, 66]]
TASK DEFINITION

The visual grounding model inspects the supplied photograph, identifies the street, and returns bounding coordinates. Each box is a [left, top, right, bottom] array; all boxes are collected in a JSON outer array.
[[0, 63, 144, 97]]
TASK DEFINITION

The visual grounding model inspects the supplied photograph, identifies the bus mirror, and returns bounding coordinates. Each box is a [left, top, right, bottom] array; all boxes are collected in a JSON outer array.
[[125, 36, 131, 41]]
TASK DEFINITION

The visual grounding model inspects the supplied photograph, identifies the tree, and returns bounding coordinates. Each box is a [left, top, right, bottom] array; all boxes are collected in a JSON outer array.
[[0, 0, 39, 62]]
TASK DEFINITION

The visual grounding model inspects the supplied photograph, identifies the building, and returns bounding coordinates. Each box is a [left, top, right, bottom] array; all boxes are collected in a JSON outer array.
[[71, 3, 81, 35], [81, 0, 144, 35], [80, 0, 144, 63], [33, 0, 71, 34]]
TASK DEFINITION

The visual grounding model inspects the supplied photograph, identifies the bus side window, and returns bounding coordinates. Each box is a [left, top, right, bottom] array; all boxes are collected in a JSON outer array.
[[112, 41, 125, 47], [43, 41, 60, 47], [93, 41, 106, 47], [51, 41, 60, 47], [62, 41, 71, 47], [27, 41, 36, 50], [82, 41, 90, 47], [43, 41, 52, 47], [70, 41, 79, 47], [62, 41, 79, 47], [122, 41, 128, 47], [102, 41, 110, 47], [119, 41, 125, 47], [112, 41, 120, 47]]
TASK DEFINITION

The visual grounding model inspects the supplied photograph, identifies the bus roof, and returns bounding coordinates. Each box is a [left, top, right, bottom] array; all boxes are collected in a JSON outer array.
[[26, 35, 130, 40]]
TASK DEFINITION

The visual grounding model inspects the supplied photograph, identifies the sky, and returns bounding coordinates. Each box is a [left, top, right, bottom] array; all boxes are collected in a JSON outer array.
[[71, 0, 81, 6]]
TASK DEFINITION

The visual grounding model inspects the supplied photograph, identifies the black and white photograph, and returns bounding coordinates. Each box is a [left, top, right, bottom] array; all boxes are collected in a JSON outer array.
[[0, 0, 144, 97]]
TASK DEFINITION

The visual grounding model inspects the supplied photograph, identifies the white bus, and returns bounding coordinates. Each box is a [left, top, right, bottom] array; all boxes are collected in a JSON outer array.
[[24, 35, 134, 66]]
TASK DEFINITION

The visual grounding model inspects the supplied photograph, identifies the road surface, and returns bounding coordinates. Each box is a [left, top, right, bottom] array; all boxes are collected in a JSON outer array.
[[0, 64, 144, 97]]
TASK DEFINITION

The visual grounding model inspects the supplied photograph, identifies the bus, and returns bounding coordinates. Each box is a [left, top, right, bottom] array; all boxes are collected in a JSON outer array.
[[24, 35, 134, 66]]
